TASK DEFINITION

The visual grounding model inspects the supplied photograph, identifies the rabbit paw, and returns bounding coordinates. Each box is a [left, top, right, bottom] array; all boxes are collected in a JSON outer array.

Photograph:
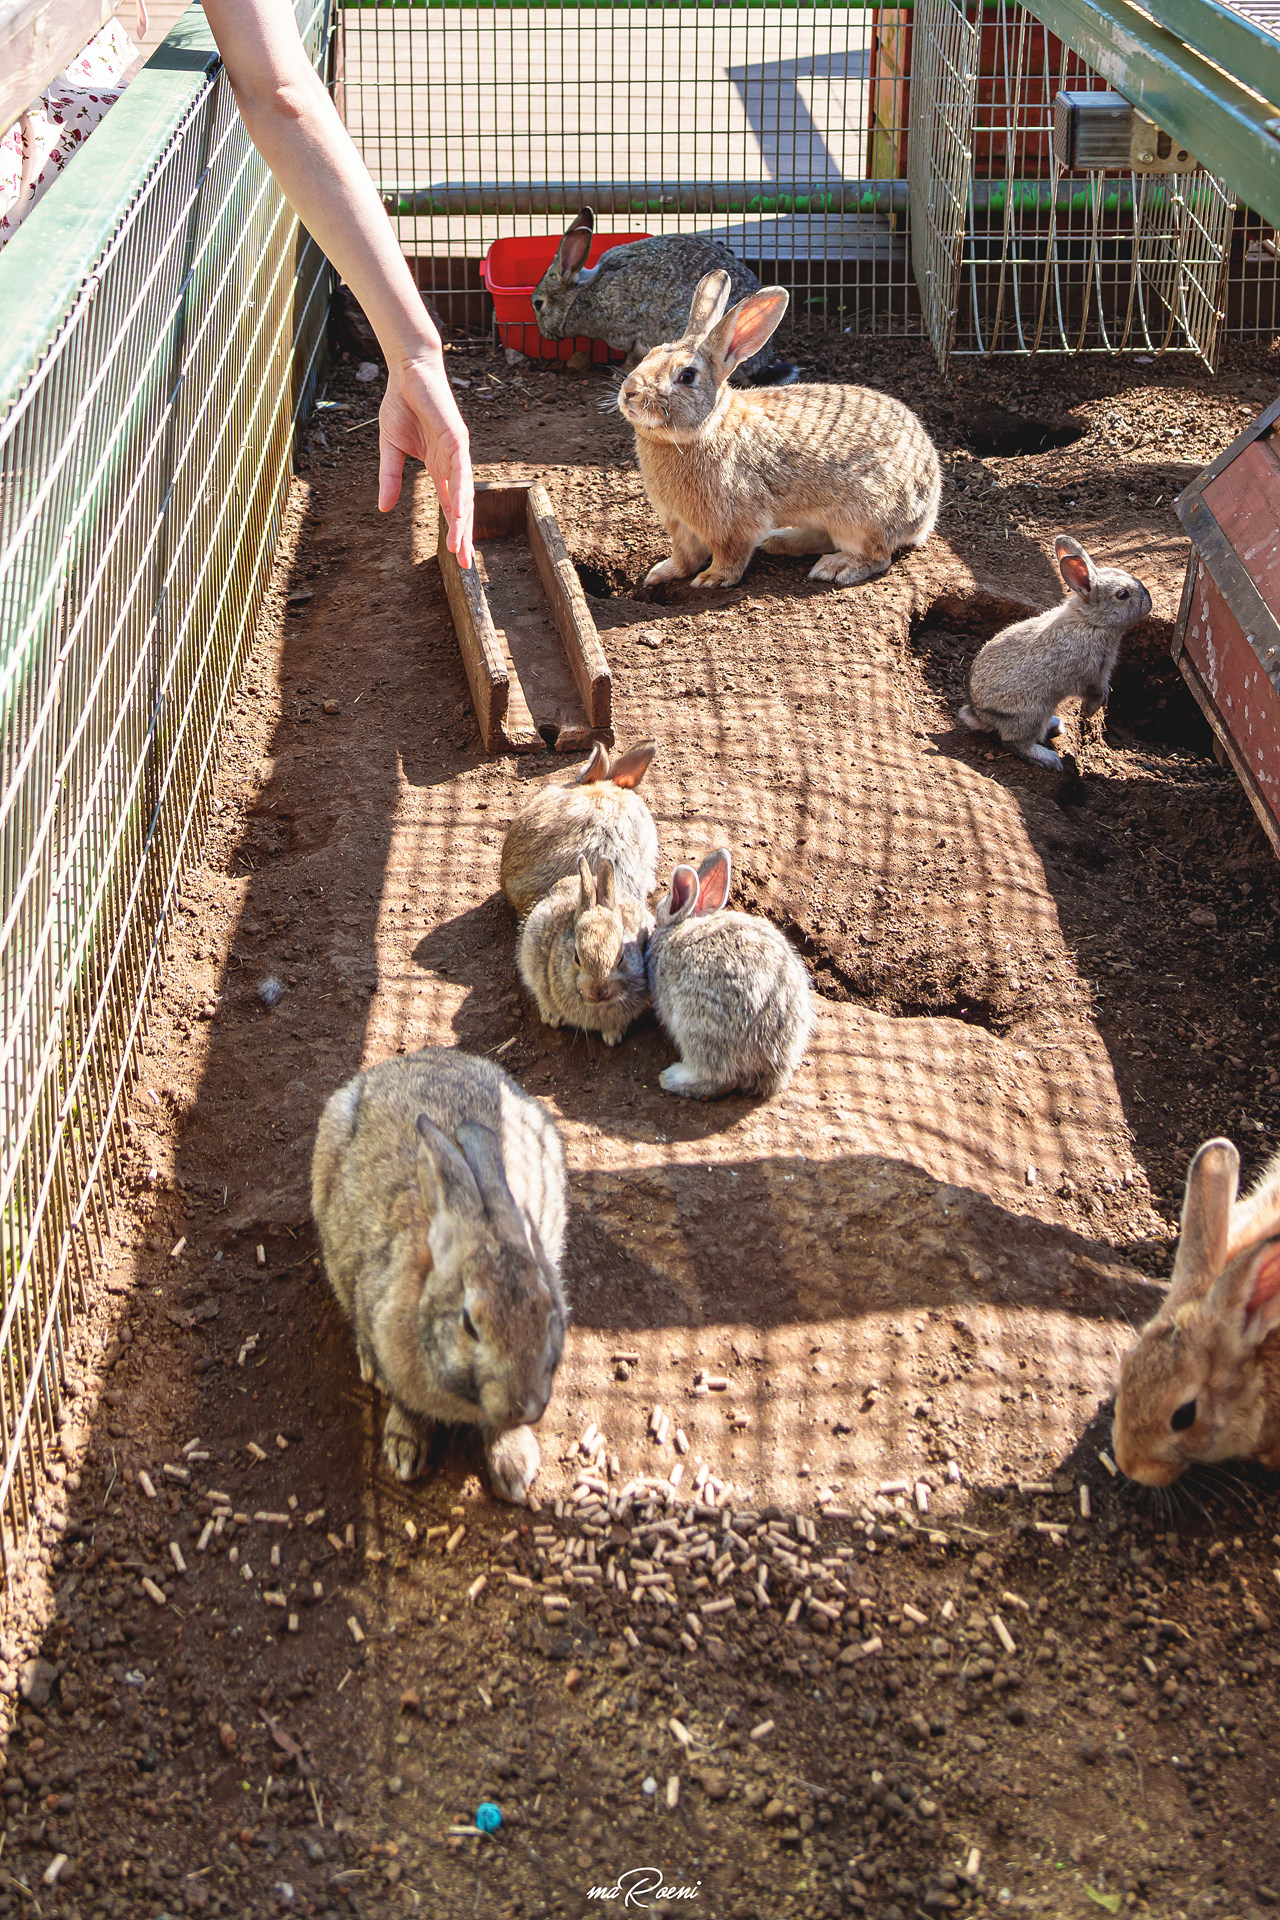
[[692, 565, 747, 589], [1045, 715, 1063, 739], [357, 1342, 378, 1388], [382, 1403, 430, 1481], [808, 552, 890, 587], [1026, 743, 1064, 771], [659, 1062, 723, 1099], [644, 557, 694, 586], [485, 1425, 540, 1504]]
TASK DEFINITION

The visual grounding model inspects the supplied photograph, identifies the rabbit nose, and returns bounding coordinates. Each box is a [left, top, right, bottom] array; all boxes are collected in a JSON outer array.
[[520, 1394, 547, 1425]]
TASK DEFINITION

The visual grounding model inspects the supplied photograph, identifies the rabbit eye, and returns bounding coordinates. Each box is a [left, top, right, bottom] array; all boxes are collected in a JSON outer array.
[[1115, 588, 1130, 600], [677, 366, 698, 385], [573, 947, 582, 966], [461, 1308, 478, 1341], [1171, 1399, 1197, 1432]]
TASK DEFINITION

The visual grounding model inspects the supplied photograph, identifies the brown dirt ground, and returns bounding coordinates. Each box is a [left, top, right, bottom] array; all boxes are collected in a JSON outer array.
[[4, 317, 1280, 1920]]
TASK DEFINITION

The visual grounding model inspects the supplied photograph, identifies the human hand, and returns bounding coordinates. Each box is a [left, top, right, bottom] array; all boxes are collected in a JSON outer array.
[[378, 352, 474, 569]]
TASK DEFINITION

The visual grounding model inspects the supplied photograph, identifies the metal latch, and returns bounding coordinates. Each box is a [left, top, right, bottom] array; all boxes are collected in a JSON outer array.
[[1053, 90, 1199, 173]]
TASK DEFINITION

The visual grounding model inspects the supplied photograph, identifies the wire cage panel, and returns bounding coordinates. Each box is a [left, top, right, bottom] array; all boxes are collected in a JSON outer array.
[[0, 3, 331, 1579], [907, 0, 980, 367], [962, 4, 1235, 363], [341, 0, 1280, 359], [342, 3, 917, 334]]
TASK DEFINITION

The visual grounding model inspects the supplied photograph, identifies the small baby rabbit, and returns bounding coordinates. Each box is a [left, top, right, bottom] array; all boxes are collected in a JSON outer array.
[[959, 535, 1152, 770], [532, 206, 789, 382], [617, 271, 941, 590], [312, 1047, 569, 1504], [646, 848, 814, 1098], [500, 739, 659, 919], [517, 855, 652, 1045], [1113, 1136, 1280, 1486]]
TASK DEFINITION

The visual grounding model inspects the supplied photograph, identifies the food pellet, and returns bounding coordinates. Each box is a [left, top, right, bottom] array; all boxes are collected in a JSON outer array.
[[990, 1614, 1017, 1656], [141, 1576, 166, 1606], [347, 1616, 365, 1644]]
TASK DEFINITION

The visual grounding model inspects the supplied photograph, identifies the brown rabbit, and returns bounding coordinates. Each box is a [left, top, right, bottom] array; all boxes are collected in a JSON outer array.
[[312, 1048, 569, 1504], [1112, 1137, 1280, 1486], [617, 271, 941, 590], [500, 740, 658, 918]]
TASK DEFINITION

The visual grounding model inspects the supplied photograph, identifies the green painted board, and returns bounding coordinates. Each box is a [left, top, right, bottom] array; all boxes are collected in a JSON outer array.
[[0, 7, 220, 415]]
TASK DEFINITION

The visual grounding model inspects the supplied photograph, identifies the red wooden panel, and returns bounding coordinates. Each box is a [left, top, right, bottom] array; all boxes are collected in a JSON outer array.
[[1183, 558, 1280, 833], [1202, 434, 1280, 618]]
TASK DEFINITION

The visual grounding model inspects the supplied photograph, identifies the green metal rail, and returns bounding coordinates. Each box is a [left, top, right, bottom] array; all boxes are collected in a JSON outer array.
[[1025, 0, 1280, 231], [0, 2, 331, 1577]]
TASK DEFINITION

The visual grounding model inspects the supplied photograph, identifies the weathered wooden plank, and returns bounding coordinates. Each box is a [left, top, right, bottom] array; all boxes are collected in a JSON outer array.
[[473, 482, 528, 540], [1177, 556, 1280, 856], [1202, 435, 1280, 620], [436, 511, 509, 753], [0, 0, 117, 141], [525, 481, 611, 731]]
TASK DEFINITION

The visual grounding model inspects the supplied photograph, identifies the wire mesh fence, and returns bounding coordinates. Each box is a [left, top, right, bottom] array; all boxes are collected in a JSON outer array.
[[0, 1, 331, 1579], [339, 0, 1280, 364]]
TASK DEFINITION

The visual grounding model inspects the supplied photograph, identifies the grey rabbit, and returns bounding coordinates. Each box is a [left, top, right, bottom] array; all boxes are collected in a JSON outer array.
[[500, 738, 659, 919], [311, 1047, 568, 1504], [959, 535, 1152, 769], [646, 849, 814, 1099], [517, 855, 652, 1044], [531, 206, 795, 385]]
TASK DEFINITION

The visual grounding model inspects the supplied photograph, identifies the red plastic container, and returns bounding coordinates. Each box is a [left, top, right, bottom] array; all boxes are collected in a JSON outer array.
[[481, 231, 652, 362]]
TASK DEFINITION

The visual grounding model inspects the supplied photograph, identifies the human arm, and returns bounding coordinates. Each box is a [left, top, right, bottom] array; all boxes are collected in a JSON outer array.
[[201, 0, 473, 565]]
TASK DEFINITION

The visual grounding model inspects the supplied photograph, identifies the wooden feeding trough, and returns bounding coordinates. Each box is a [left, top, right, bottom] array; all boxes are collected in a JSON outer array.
[[1174, 394, 1280, 857], [437, 481, 612, 754]]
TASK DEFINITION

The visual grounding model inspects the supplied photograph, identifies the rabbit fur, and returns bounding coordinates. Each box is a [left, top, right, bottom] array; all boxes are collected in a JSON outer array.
[[532, 206, 790, 383], [1113, 1136, 1280, 1486], [646, 848, 814, 1099], [517, 855, 653, 1044], [311, 1047, 568, 1504], [959, 535, 1152, 769], [617, 271, 941, 591], [500, 739, 659, 919]]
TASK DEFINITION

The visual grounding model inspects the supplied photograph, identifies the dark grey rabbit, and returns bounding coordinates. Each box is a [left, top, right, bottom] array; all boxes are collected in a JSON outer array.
[[531, 206, 795, 385], [959, 535, 1152, 770]]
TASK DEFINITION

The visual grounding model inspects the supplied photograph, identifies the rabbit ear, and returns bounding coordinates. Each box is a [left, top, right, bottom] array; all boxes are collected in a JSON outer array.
[[1171, 1137, 1239, 1296], [554, 207, 595, 283], [608, 740, 656, 789], [572, 741, 611, 785], [1206, 1235, 1280, 1350], [454, 1122, 533, 1252], [694, 848, 731, 914], [596, 858, 617, 910], [1055, 534, 1096, 596], [666, 864, 700, 923], [578, 856, 596, 908], [416, 1113, 485, 1225], [704, 287, 790, 374], [686, 270, 733, 338]]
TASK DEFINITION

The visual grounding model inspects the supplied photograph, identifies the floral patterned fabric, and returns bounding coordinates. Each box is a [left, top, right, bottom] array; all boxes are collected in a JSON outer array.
[[1, 18, 139, 250]]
